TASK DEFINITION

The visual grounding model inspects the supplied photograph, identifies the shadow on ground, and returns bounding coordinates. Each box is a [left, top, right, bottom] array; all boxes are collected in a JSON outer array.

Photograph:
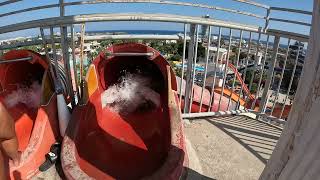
[[183, 167, 216, 180], [204, 115, 282, 164]]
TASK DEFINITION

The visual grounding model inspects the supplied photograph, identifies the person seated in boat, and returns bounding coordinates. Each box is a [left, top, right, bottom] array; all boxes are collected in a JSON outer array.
[[0, 102, 20, 179]]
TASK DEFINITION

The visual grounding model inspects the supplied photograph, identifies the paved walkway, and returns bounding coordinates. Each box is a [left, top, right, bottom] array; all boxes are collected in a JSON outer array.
[[184, 115, 282, 180]]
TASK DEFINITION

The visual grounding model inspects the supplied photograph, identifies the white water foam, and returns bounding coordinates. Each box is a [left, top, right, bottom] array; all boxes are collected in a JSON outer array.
[[101, 73, 160, 114], [4, 81, 42, 109]]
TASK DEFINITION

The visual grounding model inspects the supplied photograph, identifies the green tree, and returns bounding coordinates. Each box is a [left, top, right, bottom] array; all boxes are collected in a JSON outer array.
[[168, 54, 181, 62]]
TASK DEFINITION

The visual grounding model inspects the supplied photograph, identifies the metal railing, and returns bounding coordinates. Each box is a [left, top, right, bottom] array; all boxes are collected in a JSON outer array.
[[0, 0, 312, 124], [0, 0, 312, 30]]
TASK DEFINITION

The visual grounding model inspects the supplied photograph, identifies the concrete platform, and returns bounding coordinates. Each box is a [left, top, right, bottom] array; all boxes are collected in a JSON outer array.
[[184, 115, 282, 180]]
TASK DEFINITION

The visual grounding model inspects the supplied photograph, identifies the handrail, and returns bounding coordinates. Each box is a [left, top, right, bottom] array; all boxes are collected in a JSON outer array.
[[269, 18, 311, 27], [267, 29, 309, 42], [0, 4, 60, 18], [230, 0, 269, 9], [0, 0, 312, 35], [0, 0, 22, 7], [0, 13, 261, 34], [0, 13, 309, 43], [64, 0, 266, 19], [270, 7, 312, 15], [0, 0, 266, 20]]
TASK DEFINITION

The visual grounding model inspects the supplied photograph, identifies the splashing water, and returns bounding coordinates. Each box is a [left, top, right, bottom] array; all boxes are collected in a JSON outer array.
[[101, 73, 160, 114], [4, 81, 42, 109]]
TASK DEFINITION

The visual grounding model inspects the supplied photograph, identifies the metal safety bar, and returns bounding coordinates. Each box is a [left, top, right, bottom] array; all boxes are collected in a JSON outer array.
[[270, 39, 291, 116], [227, 30, 243, 110], [279, 43, 302, 118], [179, 24, 188, 106], [199, 26, 212, 112], [188, 25, 200, 113], [105, 52, 154, 57], [236, 32, 252, 109], [0, 56, 32, 64], [0, 0, 21, 7], [0, 1, 312, 38], [259, 36, 280, 113], [251, 35, 270, 109], [218, 28, 232, 111], [0, 0, 266, 20], [208, 27, 222, 112]]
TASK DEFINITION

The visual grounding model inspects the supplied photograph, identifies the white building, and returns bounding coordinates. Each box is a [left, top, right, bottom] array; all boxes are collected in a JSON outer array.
[[207, 46, 230, 62]]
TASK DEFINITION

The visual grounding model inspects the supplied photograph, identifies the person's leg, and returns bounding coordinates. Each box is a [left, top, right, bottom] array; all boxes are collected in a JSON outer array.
[[1, 137, 20, 166], [0, 149, 5, 180], [0, 103, 20, 166]]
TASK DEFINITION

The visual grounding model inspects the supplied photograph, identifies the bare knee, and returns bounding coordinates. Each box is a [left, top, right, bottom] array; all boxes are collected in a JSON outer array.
[[0, 103, 16, 140]]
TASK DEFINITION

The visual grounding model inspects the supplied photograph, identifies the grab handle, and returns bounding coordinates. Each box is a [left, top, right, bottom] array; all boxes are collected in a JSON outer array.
[[0, 56, 32, 64], [105, 51, 154, 57]]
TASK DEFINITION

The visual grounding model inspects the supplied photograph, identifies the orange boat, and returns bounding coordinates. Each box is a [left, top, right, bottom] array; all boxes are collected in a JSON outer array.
[[0, 50, 60, 179], [61, 43, 187, 179]]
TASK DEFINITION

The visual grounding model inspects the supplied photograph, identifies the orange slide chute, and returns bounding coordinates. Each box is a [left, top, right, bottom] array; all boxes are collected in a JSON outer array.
[[0, 50, 60, 179], [61, 43, 187, 180], [227, 63, 255, 101]]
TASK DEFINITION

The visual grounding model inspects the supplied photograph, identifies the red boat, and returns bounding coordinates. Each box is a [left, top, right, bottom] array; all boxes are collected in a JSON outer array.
[[61, 43, 188, 179], [0, 50, 60, 179]]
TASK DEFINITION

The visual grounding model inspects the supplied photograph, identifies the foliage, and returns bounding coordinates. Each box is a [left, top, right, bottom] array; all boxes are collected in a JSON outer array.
[[168, 54, 181, 62], [24, 45, 41, 52], [250, 83, 258, 94]]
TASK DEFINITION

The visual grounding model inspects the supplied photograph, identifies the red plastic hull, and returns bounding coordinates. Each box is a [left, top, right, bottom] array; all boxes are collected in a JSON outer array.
[[0, 50, 60, 179], [61, 43, 187, 180]]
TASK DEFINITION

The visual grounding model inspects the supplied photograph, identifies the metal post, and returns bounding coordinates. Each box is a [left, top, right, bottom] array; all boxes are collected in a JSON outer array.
[[199, 26, 212, 111], [218, 28, 232, 111], [60, 0, 75, 107], [270, 38, 291, 116], [251, 35, 270, 109], [79, 23, 85, 98], [40, 27, 57, 88], [264, 8, 271, 32], [183, 24, 197, 113], [259, 35, 280, 113], [179, 24, 188, 105], [50, 27, 60, 79], [188, 24, 200, 113], [227, 30, 243, 110], [236, 31, 252, 109], [70, 25, 80, 102], [208, 27, 222, 112], [59, 0, 65, 17], [248, 32, 261, 92], [279, 43, 301, 118]]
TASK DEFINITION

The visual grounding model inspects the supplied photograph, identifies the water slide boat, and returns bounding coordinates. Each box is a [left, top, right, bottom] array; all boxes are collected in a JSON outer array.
[[61, 43, 187, 179], [0, 50, 60, 179]]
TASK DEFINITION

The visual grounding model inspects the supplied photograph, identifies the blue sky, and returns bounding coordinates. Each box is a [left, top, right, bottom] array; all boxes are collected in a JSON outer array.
[[0, 0, 314, 40]]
